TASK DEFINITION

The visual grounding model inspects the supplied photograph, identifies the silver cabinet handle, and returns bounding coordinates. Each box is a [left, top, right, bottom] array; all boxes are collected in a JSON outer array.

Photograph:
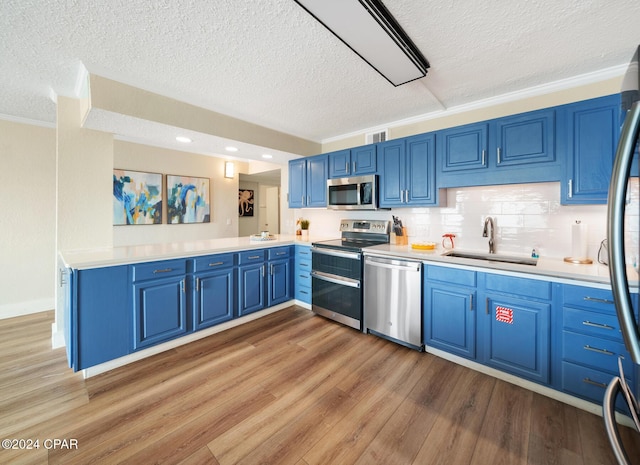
[[248, 255, 262, 260], [583, 377, 607, 389], [470, 294, 474, 311], [482, 149, 486, 165], [346, 161, 349, 173], [276, 251, 287, 256], [582, 320, 614, 330], [153, 268, 173, 274], [208, 261, 224, 267], [180, 279, 185, 293], [352, 161, 356, 173], [270, 264, 274, 275], [583, 345, 614, 356], [584, 296, 615, 305], [568, 179, 573, 198], [195, 277, 200, 292], [497, 147, 502, 164]]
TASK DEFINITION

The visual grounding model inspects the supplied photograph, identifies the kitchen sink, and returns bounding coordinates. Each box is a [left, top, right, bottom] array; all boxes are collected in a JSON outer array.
[[442, 250, 538, 266]]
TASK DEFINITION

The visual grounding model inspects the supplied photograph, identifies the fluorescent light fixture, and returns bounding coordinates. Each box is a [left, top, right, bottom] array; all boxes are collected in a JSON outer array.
[[224, 161, 235, 178], [175, 136, 192, 143], [262, 154, 273, 159], [225, 146, 238, 152], [294, 0, 429, 86]]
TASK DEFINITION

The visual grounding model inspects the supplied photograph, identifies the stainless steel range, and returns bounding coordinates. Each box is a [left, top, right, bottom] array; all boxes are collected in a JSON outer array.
[[311, 219, 390, 330]]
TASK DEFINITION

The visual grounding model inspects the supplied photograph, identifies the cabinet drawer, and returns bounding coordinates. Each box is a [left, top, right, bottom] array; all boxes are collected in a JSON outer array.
[[296, 258, 311, 273], [563, 285, 616, 312], [296, 270, 312, 289], [561, 361, 631, 410], [193, 253, 235, 272], [563, 307, 625, 342], [132, 259, 187, 282], [295, 246, 312, 259], [426, 266, 476, 287], [484, 274, 552, 300], [268, 246, 291, 260], [239, 250, 265, 264], [562, 330, 633, 375]]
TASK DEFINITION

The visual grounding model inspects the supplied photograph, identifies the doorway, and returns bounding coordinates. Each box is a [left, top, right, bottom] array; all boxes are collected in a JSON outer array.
[[238, 169, 281, 237]]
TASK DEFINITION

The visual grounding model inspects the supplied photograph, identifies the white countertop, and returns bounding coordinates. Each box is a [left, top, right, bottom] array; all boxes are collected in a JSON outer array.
[[364, 243, 639, 289], [60, 236, 638, 289], [59, 234, 331, 270]]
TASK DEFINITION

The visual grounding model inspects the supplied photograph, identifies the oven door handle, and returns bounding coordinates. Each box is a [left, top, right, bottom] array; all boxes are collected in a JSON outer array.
[[311, 247, 361, 261], [311, 270, 361, 288]]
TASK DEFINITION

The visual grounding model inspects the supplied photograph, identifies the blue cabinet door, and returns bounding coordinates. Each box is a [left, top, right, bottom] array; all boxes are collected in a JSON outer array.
[[351, 144, 377, 175], [438, 121, 489, 174], [70, 266, 130, 371], [377, 139, 405, 207], [425, 284, 476, 359], [482, 294, 550, 384], [406, 133, 437, 205], [238, 263, 265, 316], [133, 275, 188, 350], [562, 94, 620, 204], [495, 109, 556, 168], [268, 259, 291, 307], [328, 149, 351, 178], [288, 158, 307, 208], [306, 155, 329, 207], [194, 268, 235, 330]]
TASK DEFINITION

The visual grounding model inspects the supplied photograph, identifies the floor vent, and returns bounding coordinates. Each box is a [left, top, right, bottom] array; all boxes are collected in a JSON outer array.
[[366, 130, 388, 144]]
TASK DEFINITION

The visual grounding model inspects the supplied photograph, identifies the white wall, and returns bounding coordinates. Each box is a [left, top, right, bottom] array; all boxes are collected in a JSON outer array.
[[287, 179, 639, 264], [0, 119, 56, 318]]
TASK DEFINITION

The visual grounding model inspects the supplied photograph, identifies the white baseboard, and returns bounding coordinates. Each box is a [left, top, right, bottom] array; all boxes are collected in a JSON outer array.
[[0, 298, 54, 320]]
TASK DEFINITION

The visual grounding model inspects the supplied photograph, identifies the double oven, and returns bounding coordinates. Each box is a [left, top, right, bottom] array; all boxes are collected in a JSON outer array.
[[311, 219, 390, 330]]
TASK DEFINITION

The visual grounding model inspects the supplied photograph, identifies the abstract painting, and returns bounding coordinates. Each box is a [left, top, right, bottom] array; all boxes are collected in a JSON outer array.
[[113, 169, 163, 225], [167, 175, 210, 224], [239, 189, 254, 217]]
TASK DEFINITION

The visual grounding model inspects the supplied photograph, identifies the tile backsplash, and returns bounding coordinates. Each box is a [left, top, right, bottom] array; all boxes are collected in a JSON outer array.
[[289, 179, 639, 265]]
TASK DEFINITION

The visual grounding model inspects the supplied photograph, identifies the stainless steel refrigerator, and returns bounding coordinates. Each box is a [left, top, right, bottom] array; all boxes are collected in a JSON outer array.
[[604, 44, 640, 464]]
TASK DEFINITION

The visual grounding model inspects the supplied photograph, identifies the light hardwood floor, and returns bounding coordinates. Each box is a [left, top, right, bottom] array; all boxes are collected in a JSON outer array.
[[1, 307, 639, 464]]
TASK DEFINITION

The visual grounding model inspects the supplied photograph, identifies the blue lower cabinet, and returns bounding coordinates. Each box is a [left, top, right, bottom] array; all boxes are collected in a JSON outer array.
[[133, 274, 188, 350], [424, 284, 476, 359], [294, 245, 312, 304], [193, 268, 235, 330], [68, 265, 130, 371], [239, 262, 266, 316], [482, 294, 551, 384], [268, 259, 292, 307]]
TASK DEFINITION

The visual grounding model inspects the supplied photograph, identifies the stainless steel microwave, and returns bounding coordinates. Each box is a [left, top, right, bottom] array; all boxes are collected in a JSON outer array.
[[327, 175, 380, 210]]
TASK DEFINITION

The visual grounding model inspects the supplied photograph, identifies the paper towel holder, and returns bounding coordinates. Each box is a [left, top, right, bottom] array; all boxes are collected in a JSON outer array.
[[564, 220, 593, 264]]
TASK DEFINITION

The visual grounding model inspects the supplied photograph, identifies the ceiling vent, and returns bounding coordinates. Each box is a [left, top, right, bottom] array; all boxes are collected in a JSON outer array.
[[366, 129, 388, 144]]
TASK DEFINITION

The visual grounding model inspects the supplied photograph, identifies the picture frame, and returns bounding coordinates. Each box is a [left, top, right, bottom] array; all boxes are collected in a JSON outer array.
[[166, 175, 211, 224], [113, 169, 163, 225], [239, 189, 254, 217]]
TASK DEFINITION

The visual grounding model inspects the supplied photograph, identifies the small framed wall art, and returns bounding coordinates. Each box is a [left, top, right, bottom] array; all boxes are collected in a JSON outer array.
[[113, 169, 163, 225], [167, 175, 211, 224], [239, 189, 254, 217]]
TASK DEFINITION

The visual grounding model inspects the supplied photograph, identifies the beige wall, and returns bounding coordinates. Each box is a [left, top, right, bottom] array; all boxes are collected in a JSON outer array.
[[0, 119, 56, 318], [113, 140, 242, 246]]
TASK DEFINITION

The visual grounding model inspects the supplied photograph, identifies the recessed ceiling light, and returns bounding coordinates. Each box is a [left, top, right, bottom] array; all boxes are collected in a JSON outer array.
[[225, 146, 238, 152], [175, 136, 192, 143], [262, 154, 273, 159]]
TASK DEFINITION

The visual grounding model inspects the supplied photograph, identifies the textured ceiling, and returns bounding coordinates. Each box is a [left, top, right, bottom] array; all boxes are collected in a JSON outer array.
[[1, 0, 639, 160]]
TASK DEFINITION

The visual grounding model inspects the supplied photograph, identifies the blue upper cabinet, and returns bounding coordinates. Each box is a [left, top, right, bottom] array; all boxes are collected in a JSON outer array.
[[378, 133, 439, 207], [288, 154, 328, 208], [438, 108, 559, 187], [439, 121, 489, 174], [561, 94, 621, 204], [328, 144, 377, 178]]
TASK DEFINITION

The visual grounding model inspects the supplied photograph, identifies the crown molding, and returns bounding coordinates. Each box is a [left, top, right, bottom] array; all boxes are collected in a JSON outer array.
[[0, 113, 55, 129], [321, 63, 628, 145]]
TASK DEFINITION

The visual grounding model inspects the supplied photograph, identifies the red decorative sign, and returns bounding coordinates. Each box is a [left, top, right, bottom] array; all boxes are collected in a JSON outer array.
[[496, 306, 514, 324]]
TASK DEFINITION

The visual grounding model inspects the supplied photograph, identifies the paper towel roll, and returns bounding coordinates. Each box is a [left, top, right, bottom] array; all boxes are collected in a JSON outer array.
[[571, 221, 588, 259]]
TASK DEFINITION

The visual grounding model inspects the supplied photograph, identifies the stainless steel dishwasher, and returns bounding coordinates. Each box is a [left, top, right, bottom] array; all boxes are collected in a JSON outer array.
[[363, 254, 423, 350]]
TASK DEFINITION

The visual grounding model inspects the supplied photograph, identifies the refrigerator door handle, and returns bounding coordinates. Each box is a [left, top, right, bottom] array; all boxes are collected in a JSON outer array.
[[607, 100, 640, 364], [603, 376, 632, 465]]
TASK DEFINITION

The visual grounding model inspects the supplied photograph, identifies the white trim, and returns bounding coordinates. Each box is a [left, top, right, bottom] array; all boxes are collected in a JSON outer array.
[[0, 113, 55, 129], [51, 323, 65, 349], [322, 63, 628, 145], [426, 346, 637, 429], [0, 298, 54, 320], [73, 63, 89, 99], [82, 301, 295, 378]]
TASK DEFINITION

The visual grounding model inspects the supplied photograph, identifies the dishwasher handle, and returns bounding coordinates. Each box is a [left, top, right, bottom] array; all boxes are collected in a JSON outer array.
[[365, 255, 421, 272]]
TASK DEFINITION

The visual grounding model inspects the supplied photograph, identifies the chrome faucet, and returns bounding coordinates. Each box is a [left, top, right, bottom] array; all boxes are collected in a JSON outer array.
[[483, 217, 496, 254]]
